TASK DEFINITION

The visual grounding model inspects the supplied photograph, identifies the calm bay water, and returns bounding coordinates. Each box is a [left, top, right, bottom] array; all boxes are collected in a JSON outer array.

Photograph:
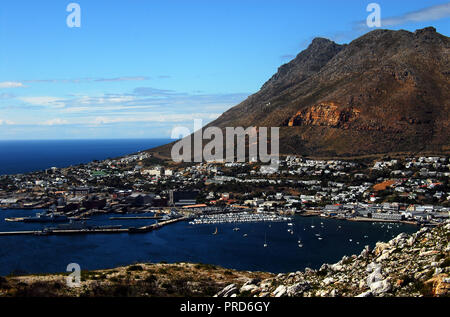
[[0, 139, 171, 175], [0, 209, 418, 275]]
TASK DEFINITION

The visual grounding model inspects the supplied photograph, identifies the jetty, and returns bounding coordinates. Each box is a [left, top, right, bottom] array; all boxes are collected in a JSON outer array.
[[0, 217, 188, 237], [109, 216, 162, 220]]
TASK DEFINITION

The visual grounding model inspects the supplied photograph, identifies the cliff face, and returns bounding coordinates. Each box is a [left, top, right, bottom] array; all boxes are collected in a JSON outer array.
[[287, 102, 361, 128]]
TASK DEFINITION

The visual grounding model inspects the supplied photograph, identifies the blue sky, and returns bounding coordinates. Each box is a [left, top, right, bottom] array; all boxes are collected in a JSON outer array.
[[0, 0, 449, 139]]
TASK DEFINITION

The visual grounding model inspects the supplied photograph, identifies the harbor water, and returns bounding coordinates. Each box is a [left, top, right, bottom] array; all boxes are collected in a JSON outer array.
[[0, 209, 417, 275]]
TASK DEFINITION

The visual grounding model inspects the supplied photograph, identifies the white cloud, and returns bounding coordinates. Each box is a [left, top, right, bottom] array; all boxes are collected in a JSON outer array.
[[382, 3, 450, 27], [19, 96, 66, 108], [95, 76, 150, 82], [0, 82, 24, 88], [91, 113, 221, 125], [0, 119, 15, 125], [41, 118, 69, 126], [23, 76, 150, 84]]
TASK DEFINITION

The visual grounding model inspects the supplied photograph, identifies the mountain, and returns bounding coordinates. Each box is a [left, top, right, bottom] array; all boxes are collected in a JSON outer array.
[[152, 27, 450, 158]]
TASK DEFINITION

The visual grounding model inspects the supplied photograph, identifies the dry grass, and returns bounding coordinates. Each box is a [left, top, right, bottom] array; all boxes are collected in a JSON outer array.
[[0, 263, 273, 297]]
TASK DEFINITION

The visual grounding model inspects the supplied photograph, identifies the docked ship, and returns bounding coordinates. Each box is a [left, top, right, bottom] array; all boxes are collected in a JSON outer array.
[[6, 212, 70, 223], [23, 212, 69, 223]]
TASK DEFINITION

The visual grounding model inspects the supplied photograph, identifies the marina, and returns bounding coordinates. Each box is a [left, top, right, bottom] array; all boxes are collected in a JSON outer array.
[[188, 212, 291, 225]]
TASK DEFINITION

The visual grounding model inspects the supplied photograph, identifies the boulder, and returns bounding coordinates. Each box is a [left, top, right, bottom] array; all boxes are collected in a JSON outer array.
[[369, 278, 391, 295], [286, 282, 310, 296], [273, 285, 287, 297], [367, 265, 384, 287], [323, 277, 335, 286], [374, 242, 390, 256], [215, 284, 239, 297], [356, 290, 372, 297], [360, 246, 371, 259], [240, 284, 259, 294]]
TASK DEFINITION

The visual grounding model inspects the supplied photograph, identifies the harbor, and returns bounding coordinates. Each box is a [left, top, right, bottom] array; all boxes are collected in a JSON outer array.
[[0, 211, 418, 275]]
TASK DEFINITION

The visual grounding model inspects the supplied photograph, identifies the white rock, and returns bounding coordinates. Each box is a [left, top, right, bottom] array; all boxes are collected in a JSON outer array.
[[359, 279, 366, 289], [330, 264, 344, 272], [367, 267, 383, 287], [366, 262, 382, 273], [286, 282, 310, 297], [376, 252, 390, 262], [273, 285, 287, 297], [356, 291, 372, 297], [240, 284, 259, 294], [369, 279, 391, 295], [215, 284, 238, 297], [323, 277, 335, 286]]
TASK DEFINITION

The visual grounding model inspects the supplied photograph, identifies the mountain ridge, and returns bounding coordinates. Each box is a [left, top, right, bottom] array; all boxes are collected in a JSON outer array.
[[151, 27, 450, 159]]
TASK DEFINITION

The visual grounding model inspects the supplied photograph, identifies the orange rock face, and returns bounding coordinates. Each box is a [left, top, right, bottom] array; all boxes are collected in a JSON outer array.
[[288, 102, 360, 128], [425, 274, 450, 297]]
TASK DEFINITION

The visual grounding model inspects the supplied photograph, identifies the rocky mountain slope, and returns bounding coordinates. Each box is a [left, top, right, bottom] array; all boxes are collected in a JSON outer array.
[[215, 223, 450, 297], [152, 27, 449, 158]]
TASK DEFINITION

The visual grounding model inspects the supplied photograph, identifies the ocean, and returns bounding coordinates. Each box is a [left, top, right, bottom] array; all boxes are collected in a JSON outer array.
[[0, 139, 171, 175]]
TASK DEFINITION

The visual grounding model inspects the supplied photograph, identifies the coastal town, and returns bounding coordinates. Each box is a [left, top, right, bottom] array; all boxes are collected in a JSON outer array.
[[0, 152, 448, 228]]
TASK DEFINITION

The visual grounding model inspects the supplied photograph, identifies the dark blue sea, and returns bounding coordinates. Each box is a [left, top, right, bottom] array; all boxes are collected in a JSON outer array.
[[0, 209, 417, 275], [0, 139, 171, 175]]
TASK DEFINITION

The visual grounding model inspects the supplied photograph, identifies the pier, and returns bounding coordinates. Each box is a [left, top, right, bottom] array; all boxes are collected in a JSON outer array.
[[129, 216, 188, 233], [0, 217, 188, 237], [109, 216, 162, 220]]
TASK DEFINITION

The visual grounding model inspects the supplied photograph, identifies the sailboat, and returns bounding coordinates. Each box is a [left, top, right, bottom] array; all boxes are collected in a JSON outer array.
[[213, 227, 218, 235], [298, 237, 303, 248], [264, 232, 268, 248]]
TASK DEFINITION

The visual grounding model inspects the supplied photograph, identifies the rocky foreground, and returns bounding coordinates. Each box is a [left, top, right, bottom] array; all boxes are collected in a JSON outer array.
[[216, 223, 450, 297], [0, 224, 448, 297]]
